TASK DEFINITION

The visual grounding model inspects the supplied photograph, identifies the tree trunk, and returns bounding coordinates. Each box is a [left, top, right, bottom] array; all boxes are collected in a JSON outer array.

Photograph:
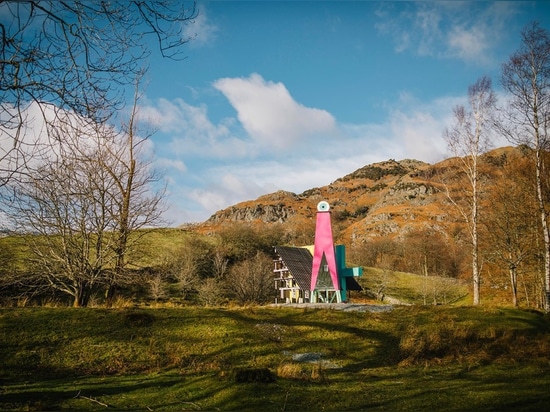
[[472, 153, 480, 305], [105, 283, 117, 308], [73, 281, 92, 307], [509, 264, 518, 307], [535, 146, 550, 311]]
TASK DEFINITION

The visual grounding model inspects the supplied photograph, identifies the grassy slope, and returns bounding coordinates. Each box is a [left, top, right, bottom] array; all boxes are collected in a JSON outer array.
[[1, 305, 549, 411], [0, 228, 194, 269], [359, 267, 470, 305]]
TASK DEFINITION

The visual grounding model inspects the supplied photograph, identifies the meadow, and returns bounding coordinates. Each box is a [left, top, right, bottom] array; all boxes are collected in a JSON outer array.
[[1, 304, 549, 411]]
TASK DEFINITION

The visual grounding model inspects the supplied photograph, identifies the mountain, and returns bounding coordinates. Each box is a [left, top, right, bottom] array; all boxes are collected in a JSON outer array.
[[195, 146, 517, 245]]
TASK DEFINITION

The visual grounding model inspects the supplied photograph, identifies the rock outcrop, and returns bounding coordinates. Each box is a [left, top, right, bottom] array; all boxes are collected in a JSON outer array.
[[196, 147, 520, 244]]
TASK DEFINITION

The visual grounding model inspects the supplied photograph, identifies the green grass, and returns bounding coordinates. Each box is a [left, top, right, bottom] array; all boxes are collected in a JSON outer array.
[[1, 305, 549, 411], [360, 267, 470, 305], [0, 228, 194, 271]]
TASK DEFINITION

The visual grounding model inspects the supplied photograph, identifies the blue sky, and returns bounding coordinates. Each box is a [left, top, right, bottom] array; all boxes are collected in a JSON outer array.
[[137, 1, 550, 226]]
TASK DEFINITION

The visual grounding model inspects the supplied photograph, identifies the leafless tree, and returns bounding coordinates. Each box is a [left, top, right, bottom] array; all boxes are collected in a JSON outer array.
[[146, 272, 169, 302], [483, 152, 539, 306], [197, 277, 225, 306], [225, 251, 275, 305], [211, 247, 229, 279], [401, 227, 458, 278], [0, 0, 196, 186], [3, 86, 166, 307], [499, 22, 550, 311], [174, 253, 201, 299], [102, 84, 166, 305], [6, 152, 111, 306], [443, 76, 496, 305], [215, 224, 285, 282]]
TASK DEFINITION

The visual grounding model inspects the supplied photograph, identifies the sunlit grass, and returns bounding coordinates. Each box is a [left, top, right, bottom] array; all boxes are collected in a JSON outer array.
[[360, 266, 470, 305], [1, 305, 549, 410]]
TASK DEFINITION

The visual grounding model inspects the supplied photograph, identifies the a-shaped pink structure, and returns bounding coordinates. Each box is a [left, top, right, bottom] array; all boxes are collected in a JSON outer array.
[[310, 201, 341, 302]]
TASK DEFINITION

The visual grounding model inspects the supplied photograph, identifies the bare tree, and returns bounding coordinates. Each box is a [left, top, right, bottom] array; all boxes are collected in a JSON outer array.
[[0, 1, 196, 186], [211, 247, 229, 280], [7, 152, 111, 306], [171, 252, 200, 299], [401, 227, 457, 278], [4, 89, 166, 306], [443, 76, 496, 305], [483, 151, 539, 306], [196, 277, 225, 306], [146, 272, 169, 302], [102, 83, 166, 305], [499, 22, 550, 311], [225, 252, 275, 305]]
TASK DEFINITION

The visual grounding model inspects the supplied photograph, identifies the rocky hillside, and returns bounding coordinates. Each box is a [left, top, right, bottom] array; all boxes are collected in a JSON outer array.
[[196, 146, 517, 245]]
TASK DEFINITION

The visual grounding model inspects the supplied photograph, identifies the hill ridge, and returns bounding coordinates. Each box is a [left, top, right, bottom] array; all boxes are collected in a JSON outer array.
[[196, 147, 518, 244]]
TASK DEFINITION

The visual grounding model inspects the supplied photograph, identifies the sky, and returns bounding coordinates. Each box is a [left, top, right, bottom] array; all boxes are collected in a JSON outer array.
[[135, 1, 550, 226]]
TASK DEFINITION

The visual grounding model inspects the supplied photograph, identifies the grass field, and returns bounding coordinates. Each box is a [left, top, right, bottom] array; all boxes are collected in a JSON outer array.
[[1, 304, 549, 411]]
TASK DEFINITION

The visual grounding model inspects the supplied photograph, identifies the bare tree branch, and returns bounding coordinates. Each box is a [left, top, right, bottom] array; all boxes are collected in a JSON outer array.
[[0, 0, 197, 186]]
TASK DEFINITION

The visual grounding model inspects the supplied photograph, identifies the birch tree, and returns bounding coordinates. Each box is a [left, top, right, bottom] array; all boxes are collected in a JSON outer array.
[[443, 76, 496, 305], [499, 22, 550, 311]]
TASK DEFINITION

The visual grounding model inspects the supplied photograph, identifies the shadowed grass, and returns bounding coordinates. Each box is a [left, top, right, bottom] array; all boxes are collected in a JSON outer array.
[[1, 305, 549, 411]]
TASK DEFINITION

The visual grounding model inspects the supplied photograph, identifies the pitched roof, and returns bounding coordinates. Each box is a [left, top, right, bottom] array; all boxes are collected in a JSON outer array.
[[345, 276, 363, 291], [274, 246, 312, 290]]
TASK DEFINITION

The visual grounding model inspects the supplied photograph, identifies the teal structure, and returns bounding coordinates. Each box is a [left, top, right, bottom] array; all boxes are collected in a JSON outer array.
[[335, 244, 363, 302]]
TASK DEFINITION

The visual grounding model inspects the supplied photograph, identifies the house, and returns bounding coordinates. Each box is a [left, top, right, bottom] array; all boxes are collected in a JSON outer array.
[[273, 244, 363, 303], [273, 200, 363, 304]]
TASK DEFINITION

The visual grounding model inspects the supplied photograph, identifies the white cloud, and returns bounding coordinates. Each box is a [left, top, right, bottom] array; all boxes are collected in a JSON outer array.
[[0, 101, 123, 168], [414, 6, 442, 56], [157, 157, 187, 173], [139, 98, 250, 159], [447, 25, 488, 63], [375, 2, 518, 65], [170, 94, 459, 223], [213, 73, 336, 149], [387, 108, 448, 162], [183, 6, 218, 47], [140, 98, 226, 137], [187, 173, 278, 215]]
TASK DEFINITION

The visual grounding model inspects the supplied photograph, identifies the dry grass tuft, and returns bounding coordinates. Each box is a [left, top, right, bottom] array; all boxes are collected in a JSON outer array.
[[276, 362, 326, 382]]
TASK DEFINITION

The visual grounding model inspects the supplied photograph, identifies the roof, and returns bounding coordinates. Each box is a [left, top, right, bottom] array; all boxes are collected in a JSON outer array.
[[345, 276, 363, 291], [274, 246, 313, 290]]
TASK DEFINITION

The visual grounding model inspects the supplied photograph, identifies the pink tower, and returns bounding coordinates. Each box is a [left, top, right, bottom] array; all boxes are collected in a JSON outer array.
[[310, 201, 341, 303]]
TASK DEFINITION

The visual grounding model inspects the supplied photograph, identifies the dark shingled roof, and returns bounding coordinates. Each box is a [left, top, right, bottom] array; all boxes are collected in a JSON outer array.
[[345, 276, 363, 291], [274, 246, 313, 290]]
